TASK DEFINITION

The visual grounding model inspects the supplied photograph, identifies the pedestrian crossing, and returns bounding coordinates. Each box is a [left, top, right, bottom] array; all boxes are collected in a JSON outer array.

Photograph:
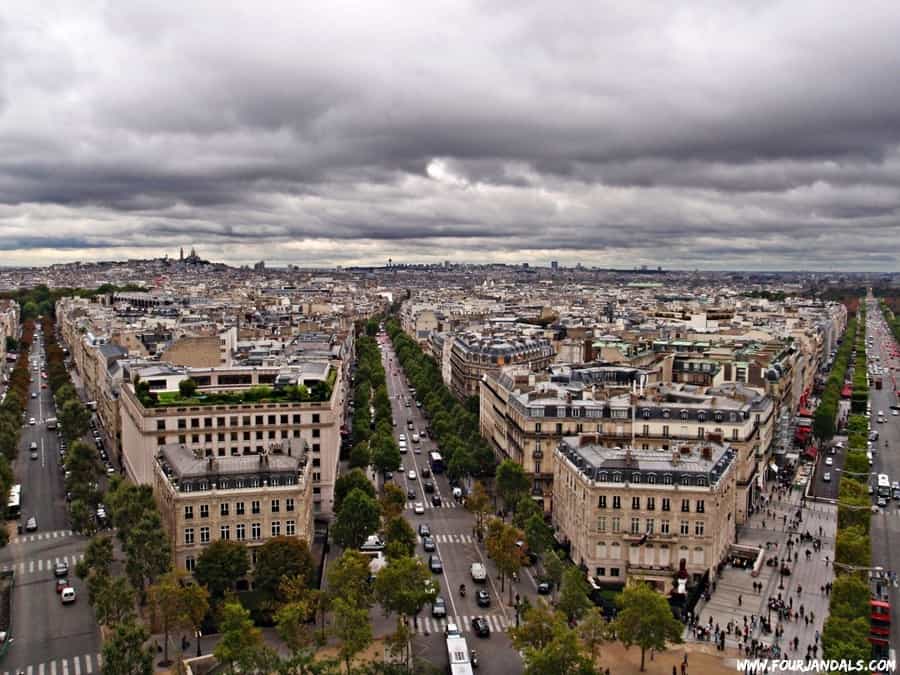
[[3, 652, 102, 675], [431, 533, 475, 544], [405, 500, 458, 511], [0, 553, 84, 576], [10, 530, 74, 545], [414, 613, 510, 636]]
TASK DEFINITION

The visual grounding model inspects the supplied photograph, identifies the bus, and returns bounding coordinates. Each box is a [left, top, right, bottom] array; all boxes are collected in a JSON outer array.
[[429, 451, 445, 474], [446, 624, 474, 675], [870, 599, 890, 647], [877, 474, 891, 499], [6, 484, 21, 519]]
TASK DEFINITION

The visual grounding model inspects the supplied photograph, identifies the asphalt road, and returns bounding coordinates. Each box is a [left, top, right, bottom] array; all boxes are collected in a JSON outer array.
[[378, 334, 528, 674], [0, 333, 101, 673], [865, 299, 900, 654]]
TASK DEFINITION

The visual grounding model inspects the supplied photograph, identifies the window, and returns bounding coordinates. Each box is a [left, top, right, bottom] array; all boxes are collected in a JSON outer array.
[[204, 417, 212, 428], [200, 504, 209, 518], [236, 502, 245, 515], [286, 498, 295, 512], [647, 474, 656, 484], [184, 505, 193, 520], [312, 443, 320, 453], [662, 498, 670, 512], [598, 495, 607, 509], [178, 419, 186, 430], [695, 521, 705, 536], [236, 523, 246, 541], [255, 415, 263, 425], [680, 521, 689, 535], [200, 527, 210, 544], [645, 518, 654, 534], [217, 417, 226, 427], [698, 427, 705, 439], [681, 475, 691, 486], [631, 473, 641, 484], [157, 420, 166, 431], [661, 519, 670, 534], [663, 474, 673, 485], [192, 434, 199, 444], [642, 424, 649, 437], [191, 418, 199, 429], [611, 517, 621, 533], [251, 523, 261, 540], [631, 497, 640, 510], [312, 428, 320, 438], [271, 521, 281, 537], [204, 433, 212, 443], [220, 525, 230, 540], [597, 516, 607, 533], [252, 500, 260, 514], [220, 503, 229, 517], [293, 414, 301, 424], [184, 528, 194, 545], [732, 428, 739, 441], [681, 499, 690, 513], [612, 496, 621, 509], [646, 497, 655, 511], [662, 425, 670, 438], [179, 434, 186, 444], [230, 416, 239, 426], [243, 416, 251, 426], [610, 567, 620, 577], [286, 520, 296, 536], [630, 517, 640, 534], [280, 414, 288, 425], [596, 567, 606, 576], [185, 557, 195, 572], [312, 413, 320, 424], [271, 499, 280, 513], [696, 500, 705, 513]]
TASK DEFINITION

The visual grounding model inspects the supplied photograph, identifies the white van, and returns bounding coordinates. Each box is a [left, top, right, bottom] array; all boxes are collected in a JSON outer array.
[[470, 562, 487, 583]]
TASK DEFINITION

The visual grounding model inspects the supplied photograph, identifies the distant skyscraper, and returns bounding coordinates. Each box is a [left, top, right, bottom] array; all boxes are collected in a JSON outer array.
[[550, 261, 559, 272], [179, 247, 184, 261]]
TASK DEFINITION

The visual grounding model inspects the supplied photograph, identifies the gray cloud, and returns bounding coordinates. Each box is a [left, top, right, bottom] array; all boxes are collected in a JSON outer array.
[[0, 1, 899, 270]]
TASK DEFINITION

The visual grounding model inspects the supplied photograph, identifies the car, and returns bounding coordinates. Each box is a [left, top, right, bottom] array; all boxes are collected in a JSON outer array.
[[471, 617, 490, 637], [418, 523, 431, 537], [414, 502, 425, 515], [476, 589, 491, 607], [537, 581, 552, 595], [878, 496, 888, 508], [60, 587, 76, 604], [28, 417, 35, 425], [54, 561, 69, 577], [407, 470, 417, 481], [106, 465, 116, 476], [431, 494, 442, 507], [428, 555, 443, 573], [414, 445, 421, 454], [423, 536, 436, 552], [384, 471, 393, 481], [421, 467, 431, 478], [823, 472, 831, 482], [31, 392, 37, 399], [398, 434, 406, 442], [412, 433, 420, 443], [894, 410, 899, 416], [41, 383, 47, 389], [828, 446, 836, 455], [424, 480, 435, 493], [30, 449, 38, 460], [407, 488, 417, 500], [25, 517, 37, 532], [825, 457, 833, 466], [432, 597, 447, 618], [55, 578, 69, 593]]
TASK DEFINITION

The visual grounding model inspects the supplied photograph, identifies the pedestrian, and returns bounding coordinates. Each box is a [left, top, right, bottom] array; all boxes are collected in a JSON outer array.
[[738, 594, 742, 607]]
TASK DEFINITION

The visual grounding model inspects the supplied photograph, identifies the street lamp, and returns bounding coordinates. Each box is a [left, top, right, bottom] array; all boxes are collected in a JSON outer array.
[[515, 594, 521, 628]]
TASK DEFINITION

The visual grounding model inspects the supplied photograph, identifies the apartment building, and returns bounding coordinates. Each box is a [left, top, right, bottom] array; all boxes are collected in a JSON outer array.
[[120, 361, 345, 517], [0, 300, 19, 369], [153, 438, 313, 574], [450, 330, 554, 400], [553, 436, 737, 591], [481, 367, 773, 522]]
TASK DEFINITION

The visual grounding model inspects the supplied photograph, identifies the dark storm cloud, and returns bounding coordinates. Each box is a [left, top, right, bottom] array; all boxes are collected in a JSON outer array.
[[1, 0, 900, 269]]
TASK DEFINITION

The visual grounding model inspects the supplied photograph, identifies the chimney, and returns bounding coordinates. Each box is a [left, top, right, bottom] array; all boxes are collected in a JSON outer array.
[[701, 446, 712, 460]]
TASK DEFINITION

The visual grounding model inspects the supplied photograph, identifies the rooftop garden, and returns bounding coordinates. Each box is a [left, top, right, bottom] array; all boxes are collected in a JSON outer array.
[[136, 369, 336, 408]]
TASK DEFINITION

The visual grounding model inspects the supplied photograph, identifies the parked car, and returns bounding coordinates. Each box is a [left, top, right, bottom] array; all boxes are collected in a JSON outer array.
[[55, 578, 69, 593], [423, 537, 436, 552], [418, 523, 431, 538], [431, 494, 442, 507], [428, 555, 443, 573], [424, 480, 435, 493], [414, 502, 425, 515]]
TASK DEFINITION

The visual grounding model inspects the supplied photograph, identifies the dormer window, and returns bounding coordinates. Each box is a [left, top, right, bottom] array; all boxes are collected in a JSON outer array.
[[598, 472, 608, 482], [662, 410, 670, 419], [681, 476, 691, 486], [647, 474, 657, 484], [714, 412, 724, 423], [663, 474, 673, 485], [642, 408, 651, 419], [631, 473, 641, 484], [680, 410, 689, 421], [613, 472, 623, 483], [697, 412, 706, 423]]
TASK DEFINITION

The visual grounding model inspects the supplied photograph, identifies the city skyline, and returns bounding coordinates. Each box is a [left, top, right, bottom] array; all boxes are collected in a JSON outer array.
[[2, 2, 900, 271]]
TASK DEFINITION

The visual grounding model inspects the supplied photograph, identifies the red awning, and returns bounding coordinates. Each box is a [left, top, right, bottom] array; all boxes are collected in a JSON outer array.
[[804, 446, 818, 458], [798, 408, 813, 417]]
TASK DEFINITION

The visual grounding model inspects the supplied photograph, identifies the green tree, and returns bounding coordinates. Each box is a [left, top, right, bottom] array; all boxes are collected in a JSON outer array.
[[496, 459, 529, 511], [485, 517, 525, 600], [328, 549, 374, 609], [70, 499, 98, 536], [524, 513, 553, 558], [122, 511, 171, 600], [334, 469, 376, 512], [195, 539, 250, 600], [466, 481, 492, 538], [558, 567, 592, 623], [333, 488, 382, 550], [543, 549, 565, 600], [77, 534, 114, 579], [149, 570, 209, 665], [254, 536, 315, 596], [613, 582, 684, 671], [332, 597, 373, 674], [348, 442, 371, 470], [379, 484, 407, 521], [101, 620, 154, 675], [510, 602, 565, 651], [829, 574, 870, 618], [178, 378, 198, 399], [835, 525, 871, 567], [94, 576, 137, 628], [523, 624, 598, 675], [513, 496, 544, 530], [821, 616, 872, 662], [371, 435, 401, 476], [214, 601, 271, 674], [578, 607, 609, 664], [373, 555, 438, 628], [58, 398, 91, 443], [382, 516, 417, 559]]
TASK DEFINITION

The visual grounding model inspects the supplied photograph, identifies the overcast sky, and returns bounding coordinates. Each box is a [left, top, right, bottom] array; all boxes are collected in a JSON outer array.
[[2, 1, 899, 270]]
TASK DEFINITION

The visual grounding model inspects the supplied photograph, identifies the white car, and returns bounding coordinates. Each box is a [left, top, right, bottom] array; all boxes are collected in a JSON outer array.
[[408, 470, 417, 481], [825, 457, 833, 466], [398, 434, 407, 442], [28, 417, 35, 425], [412, 433, 420, 443], [61, 587, 76, 604], [823, 472, 831, 482], [414, 502, 425, 515]]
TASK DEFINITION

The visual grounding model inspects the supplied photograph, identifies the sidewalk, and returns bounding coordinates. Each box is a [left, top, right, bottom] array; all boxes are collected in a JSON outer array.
[[691, 484, 836, 667]]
